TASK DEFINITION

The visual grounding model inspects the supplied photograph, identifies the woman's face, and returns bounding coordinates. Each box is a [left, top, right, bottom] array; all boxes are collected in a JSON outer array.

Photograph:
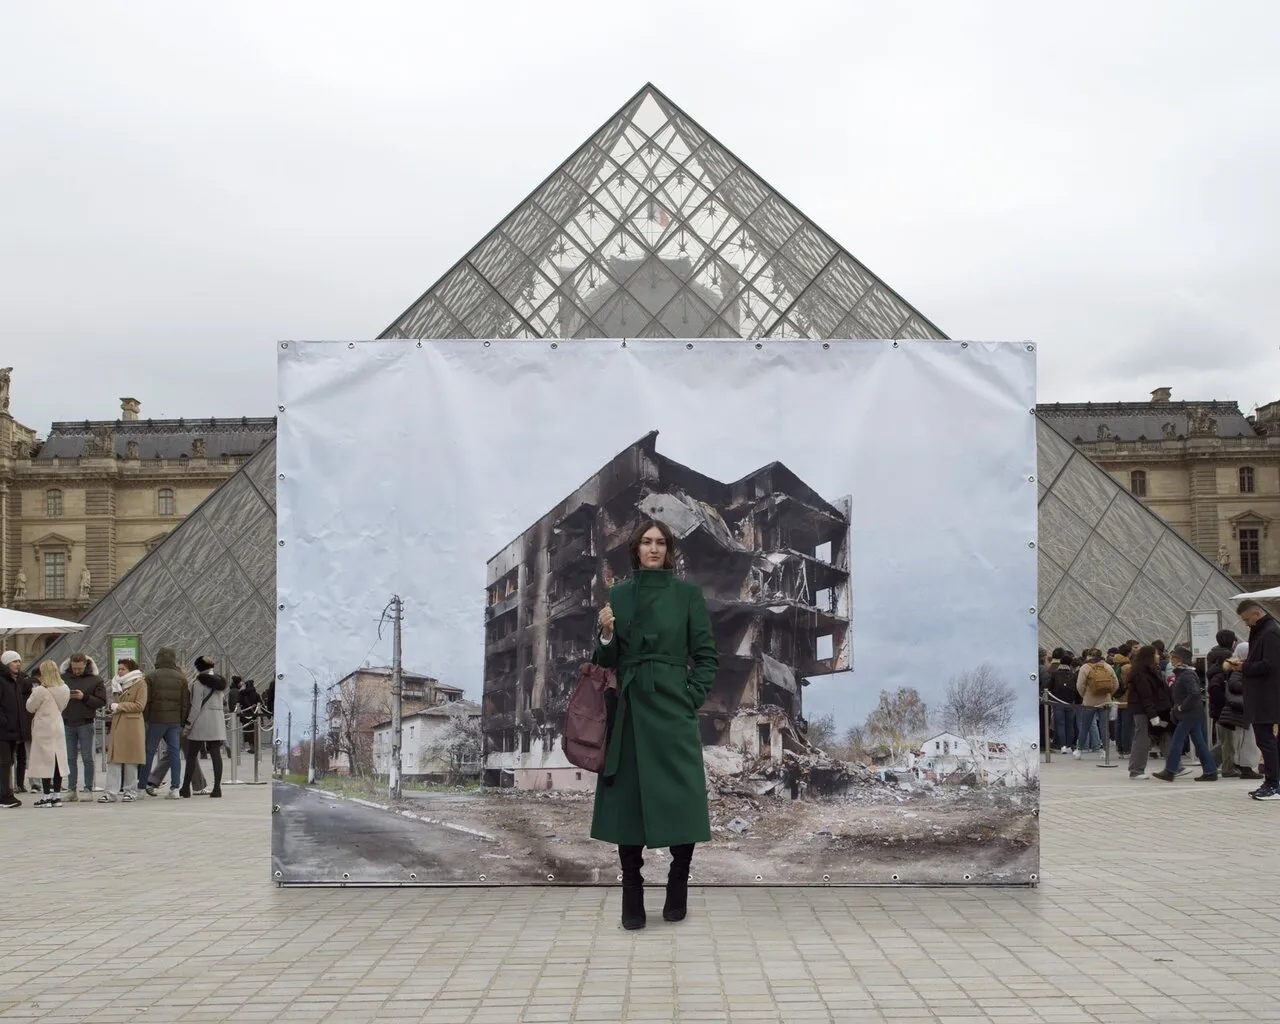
[[637, 527, 668, 569]]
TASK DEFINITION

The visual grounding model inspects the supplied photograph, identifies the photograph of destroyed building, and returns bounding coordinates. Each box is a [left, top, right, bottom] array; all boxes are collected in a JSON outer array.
[[482, 430, 851, 791]]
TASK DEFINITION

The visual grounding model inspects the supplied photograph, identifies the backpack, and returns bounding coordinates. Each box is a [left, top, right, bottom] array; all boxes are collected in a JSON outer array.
[[1085, 661, 1115, 697], [1050, 665, 1077, 702], [561, 661, 618, 773]]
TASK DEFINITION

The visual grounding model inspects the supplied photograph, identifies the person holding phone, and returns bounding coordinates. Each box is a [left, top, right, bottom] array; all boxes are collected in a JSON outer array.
[[590, 519, 718, 930]]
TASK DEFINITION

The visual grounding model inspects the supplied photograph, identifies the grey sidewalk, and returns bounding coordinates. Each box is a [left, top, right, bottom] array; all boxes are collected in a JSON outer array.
[[1, 760, 1277, 1023]]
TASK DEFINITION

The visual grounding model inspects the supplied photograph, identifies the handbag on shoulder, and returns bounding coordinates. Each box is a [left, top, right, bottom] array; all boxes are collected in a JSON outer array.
[[561, 654, 617, 774]]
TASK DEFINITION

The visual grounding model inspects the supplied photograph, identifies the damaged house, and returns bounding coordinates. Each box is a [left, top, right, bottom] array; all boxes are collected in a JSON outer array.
[[482, 431, 851, 790]]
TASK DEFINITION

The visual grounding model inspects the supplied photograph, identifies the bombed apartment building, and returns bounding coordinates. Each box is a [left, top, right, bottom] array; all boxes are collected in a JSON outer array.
[[482, 431, 850, 790]]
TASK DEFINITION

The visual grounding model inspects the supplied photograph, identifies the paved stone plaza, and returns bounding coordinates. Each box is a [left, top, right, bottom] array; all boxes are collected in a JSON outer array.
[[1, 760, 1277, 1023]]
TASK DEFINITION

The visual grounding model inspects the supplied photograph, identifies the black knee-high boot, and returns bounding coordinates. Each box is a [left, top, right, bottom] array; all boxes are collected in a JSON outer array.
[[618, 844, 646, 930], [209, 745, 223, 797], [664, 843, 694, 922]]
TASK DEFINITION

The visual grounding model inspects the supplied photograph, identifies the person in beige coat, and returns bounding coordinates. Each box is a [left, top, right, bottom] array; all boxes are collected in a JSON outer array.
[[99, 668, 147, 803], [27, 662, 70, 808]]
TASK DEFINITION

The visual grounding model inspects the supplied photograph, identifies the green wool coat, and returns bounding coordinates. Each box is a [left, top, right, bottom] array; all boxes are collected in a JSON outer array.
[[590, 569, 718, 849]]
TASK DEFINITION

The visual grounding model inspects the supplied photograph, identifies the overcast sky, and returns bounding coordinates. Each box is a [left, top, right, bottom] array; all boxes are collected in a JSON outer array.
[[4, 1, 1277, 435]]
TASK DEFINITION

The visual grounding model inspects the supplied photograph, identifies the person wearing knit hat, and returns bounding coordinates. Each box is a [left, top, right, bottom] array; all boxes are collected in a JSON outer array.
[[1, 650, 34, 800], [1, 651, 28, 807], [181, 654, 227, 798], [1153, 645, 1219, 782]]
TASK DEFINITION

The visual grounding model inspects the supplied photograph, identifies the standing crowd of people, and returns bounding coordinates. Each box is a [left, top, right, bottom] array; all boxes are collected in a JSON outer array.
[[0, 646, 271, 808], [1040, 598, 1280, 800]]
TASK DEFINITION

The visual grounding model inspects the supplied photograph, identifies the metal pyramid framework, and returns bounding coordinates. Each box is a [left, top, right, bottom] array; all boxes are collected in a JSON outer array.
[[40, 441, 276, 681], [44, 85, 1243, 676], [381, 84, 945, 343]]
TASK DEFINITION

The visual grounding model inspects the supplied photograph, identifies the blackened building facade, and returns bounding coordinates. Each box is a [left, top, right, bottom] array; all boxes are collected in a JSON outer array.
[[482, 431, 851, 790]]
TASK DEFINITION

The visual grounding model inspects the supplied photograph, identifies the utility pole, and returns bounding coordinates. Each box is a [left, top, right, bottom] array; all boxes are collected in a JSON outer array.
[[308, 680, 318, 784], [285, 711, 292, 775], [390, 594, 403, 801]]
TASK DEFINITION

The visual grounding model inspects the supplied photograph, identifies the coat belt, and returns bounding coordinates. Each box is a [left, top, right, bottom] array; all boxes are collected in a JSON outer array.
[[604, 653, 689, 781]]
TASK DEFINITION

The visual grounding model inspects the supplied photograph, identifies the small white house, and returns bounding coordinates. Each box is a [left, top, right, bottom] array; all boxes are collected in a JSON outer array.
[[372, 700, 481, 781], [919, 731, 1011, 784]]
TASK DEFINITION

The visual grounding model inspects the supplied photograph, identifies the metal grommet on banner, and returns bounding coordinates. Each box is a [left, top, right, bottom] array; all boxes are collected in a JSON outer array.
[[409, 872, 417, 881], [277, 673, 284, 681], [277, 604, 284, 611], [1026, 343, 1035, 352], [274, 870, 282, 879], [822, 343, 830, 350], [1029, 607, 1036, 615], [1028, 475, 1035, 483], [278, 405, 285, 413], [685, 342, 694, 350], [616, 873, 623, 882], [550, 342, 559, 350], [278, 473, 285, 481], [892, 341, 899, 349], [1030, 873, 1039, 883], [754, 874, 763, 882], [415, 341, 422, 348], [1027, 541, 1036, 549], [483, 341, 491, 348], [1030, 743, 1038, 751], [546, 874, 555, 882], [479, 874, 487, 882], [341, 872, 350, 880], [891, 873, 900, 881], [821, 874, 830, 882], [960, 342, 968, 349], [754, 342, 763, 350], [280, 342, 289, 350], [963, 874, 972, 882], [347, 343, 355, 349], [278, 540, 285, 547]]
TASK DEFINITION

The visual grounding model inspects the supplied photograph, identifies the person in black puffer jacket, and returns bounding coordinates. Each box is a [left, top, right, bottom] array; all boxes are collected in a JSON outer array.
[[1047, 653, 1080, 752], [1218, 642, 1263, 780], [1207, 629, 1237, 728]]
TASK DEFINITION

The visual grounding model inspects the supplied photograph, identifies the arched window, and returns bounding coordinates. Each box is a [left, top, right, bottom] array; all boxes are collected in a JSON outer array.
[[157, 488, 176, 516], [1130, 470, 1147, 497], [1240, 466, 1256, 494], [45, 489, 63, 517]]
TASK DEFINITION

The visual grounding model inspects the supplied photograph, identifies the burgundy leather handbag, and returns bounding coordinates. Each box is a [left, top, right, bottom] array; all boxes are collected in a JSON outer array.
[[562, 659, 618, 773]]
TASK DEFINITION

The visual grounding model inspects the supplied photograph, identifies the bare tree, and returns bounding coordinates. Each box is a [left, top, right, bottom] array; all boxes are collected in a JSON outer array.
[[865, 688, 929, 758], [426, 713, 483, 783], [805, 711, 838, 751], [325, 668, 390, 778], [937, 663, 1017, 740]]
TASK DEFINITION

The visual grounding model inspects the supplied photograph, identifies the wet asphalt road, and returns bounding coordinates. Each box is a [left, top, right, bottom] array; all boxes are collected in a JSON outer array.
[[272, 782, 489, 884]]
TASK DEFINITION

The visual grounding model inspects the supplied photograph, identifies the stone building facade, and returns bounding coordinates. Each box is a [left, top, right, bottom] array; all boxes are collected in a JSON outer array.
[[0, 368, 276, 658], [1038, 388, 1280, 590]]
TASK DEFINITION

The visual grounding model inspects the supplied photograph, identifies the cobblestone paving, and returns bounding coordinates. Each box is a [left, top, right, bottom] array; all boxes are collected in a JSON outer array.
[[1, 760, 1277, 1023]]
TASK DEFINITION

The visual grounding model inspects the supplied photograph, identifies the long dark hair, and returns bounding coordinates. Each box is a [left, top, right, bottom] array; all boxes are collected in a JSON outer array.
[[627, 519, 676, 570], [1131, 645, 1157, 674]]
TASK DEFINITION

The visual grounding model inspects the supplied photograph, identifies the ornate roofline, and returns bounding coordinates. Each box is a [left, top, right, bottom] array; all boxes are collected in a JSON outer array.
[[46, 416, 278, 436], [1037, 401, 1243, 416]]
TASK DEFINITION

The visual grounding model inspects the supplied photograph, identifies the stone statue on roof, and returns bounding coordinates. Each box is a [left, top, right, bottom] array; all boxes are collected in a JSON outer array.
[[12, 568, 27, 603], [0, 367, 11, 412]]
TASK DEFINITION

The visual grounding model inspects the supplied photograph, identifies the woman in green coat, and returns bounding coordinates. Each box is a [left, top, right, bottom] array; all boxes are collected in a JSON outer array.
[[591, 519, 718, 930]]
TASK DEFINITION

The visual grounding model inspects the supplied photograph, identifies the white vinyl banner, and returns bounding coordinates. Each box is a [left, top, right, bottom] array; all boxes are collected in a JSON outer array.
[[275, 339, 1038, 886]]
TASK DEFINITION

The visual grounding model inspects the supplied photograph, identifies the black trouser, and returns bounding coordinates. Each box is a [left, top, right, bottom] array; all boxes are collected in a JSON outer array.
[[1253, 722, 1279, 785], [0, 740, 14, 800], [14, 740, 27, 788], [182, 740, 223, 793], [40, 777, 62, 794]]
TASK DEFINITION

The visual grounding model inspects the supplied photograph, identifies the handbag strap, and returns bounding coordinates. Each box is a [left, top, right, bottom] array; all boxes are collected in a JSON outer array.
[[186, 683, 217, 729]]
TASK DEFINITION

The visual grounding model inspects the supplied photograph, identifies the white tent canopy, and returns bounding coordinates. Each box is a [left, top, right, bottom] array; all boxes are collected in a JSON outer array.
[[0, 607, 89, 637], [1231, 587, 1280, 602]]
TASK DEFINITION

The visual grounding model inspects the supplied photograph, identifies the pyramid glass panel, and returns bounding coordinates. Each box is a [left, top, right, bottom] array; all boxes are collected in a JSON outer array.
[[41, 442, 277, 685]]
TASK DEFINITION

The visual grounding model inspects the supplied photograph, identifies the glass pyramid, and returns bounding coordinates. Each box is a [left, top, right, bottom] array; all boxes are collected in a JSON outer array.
[[47, 85, 1242, 683], [39, 441, 277, 682], [380, 85, 944, 343]]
